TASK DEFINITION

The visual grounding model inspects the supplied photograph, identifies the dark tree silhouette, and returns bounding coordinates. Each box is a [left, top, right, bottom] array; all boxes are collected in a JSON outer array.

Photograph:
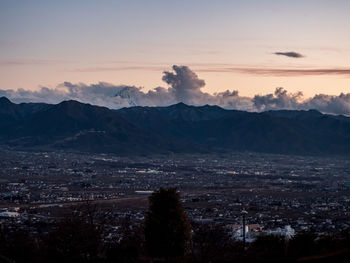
[[144, 188, 191, 260], [105, 225, 144, 263], [0, 228, 38, 263], [287, 231, 317, 259], [191, 223, 241, 262], [248, 234, 287, 262], [42, 217, 100, 263]]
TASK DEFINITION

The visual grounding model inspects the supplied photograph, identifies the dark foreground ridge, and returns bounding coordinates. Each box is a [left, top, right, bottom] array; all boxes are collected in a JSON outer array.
[[1, 97, 350, 155]]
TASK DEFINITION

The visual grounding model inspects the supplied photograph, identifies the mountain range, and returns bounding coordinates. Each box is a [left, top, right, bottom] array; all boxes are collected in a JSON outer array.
[[1, 96, 350, 155]]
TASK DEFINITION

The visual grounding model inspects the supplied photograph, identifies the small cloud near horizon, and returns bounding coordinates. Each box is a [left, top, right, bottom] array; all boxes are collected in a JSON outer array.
[[274, 51, 304, 58]]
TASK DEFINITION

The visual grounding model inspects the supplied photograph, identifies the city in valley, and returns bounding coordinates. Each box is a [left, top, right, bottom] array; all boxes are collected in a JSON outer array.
[[1, 148, 349, 242]]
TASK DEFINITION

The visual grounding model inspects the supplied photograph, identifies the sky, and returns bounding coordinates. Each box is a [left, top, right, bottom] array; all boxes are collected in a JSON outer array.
[[1, 0, 350, 113]]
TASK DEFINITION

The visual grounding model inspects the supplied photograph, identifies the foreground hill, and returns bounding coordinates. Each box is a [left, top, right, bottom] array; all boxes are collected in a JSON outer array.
[[0, 97, 350, 155]]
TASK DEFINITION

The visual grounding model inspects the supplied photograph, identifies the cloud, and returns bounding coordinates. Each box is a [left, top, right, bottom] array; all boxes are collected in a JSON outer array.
[[0, 59, 70, 66], [305, 93, 350, 115], [1, 65, 350, 115], [252, 88, 350, 115], [197, 67, 350, 77], [162, 65, 205, 104], [69, 61, 350, 77], [0, 82, 137, 108], [253, 87, 303, 111], [273, 51, 304, 58], [72, 66, 165, 72]]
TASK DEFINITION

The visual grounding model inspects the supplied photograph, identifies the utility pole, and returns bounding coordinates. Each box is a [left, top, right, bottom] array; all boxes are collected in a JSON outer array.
[[241, 209, 248, 246]]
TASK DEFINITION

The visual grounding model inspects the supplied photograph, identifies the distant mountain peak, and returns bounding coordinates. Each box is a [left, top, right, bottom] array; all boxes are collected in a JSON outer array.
[[56, 100, 94, 110], [169, 102, 191, 108], [58, 100, 84, 105], [307, 109, 322, 115], [115, 87, 138, 106], [0, 97, 12, 105]]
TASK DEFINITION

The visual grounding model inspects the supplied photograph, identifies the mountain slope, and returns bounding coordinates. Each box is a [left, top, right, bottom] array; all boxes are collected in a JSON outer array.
[[0, 98, 349, 155], [0, 97, 51, 128]]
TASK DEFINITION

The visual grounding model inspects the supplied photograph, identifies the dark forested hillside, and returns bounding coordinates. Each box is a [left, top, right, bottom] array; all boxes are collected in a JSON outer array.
[[1, 97, 350, 155]]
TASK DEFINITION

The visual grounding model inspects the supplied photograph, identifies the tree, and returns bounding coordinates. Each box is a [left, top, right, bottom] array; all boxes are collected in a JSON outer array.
[[287, 231, 317, 259], [144, 188, 191, 259], [191, 223, 239, 262], [42, 217, 101, 262], [248, 234, 287, 262], [0, 228, 39, 263]]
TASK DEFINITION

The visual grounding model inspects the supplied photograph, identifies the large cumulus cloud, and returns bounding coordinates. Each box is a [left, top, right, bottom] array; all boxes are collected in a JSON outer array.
[[1, 65, 350, 115]]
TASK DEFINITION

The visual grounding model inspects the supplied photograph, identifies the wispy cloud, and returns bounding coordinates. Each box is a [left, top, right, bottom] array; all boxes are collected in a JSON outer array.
[[273, 51, 304, 58], [69, 61, 350, 77], [196, 67, 350, 77], [1, 59, 71, 66], [71, 62, 241, 73], [72, 66, 166, 72]]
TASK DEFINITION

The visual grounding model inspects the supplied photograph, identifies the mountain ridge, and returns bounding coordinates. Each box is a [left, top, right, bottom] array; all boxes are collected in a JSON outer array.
[[0, 97, 349, 155]]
